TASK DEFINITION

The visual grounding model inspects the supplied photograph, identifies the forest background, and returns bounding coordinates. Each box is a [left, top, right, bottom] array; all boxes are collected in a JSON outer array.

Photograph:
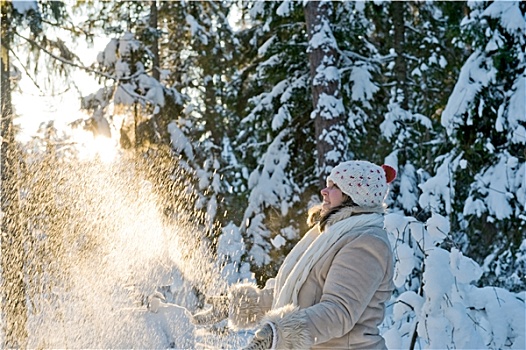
[[1, 1, 525, 349]]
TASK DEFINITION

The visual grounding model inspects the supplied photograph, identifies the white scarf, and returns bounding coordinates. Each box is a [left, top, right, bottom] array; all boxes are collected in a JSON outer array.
[[272, 213, 384, 309]]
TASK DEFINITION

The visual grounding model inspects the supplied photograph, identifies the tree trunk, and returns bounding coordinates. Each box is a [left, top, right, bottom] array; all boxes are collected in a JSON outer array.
[[1, 7, 28, 347], [304, 1, 347, 188], [150, 0, 160, 81], [391, 1, 408, 109]]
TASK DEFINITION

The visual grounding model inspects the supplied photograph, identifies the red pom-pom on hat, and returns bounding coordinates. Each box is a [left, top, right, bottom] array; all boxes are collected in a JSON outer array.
[[381, 164, 397, 184]]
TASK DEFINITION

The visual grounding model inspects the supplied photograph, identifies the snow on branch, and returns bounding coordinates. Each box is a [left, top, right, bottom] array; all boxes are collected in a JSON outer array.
[[14, 31, 122, 82], [504, 74, 526, 145], [242, 128, 299, 266], [418, 154, 458, 215], [382, 212, 525, 349], [464, 152, 524, 220], [440, 51, 495, 135]]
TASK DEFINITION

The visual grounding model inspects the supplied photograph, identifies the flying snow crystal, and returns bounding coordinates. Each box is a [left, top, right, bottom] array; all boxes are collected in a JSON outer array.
[[8, 150, 253, 348]]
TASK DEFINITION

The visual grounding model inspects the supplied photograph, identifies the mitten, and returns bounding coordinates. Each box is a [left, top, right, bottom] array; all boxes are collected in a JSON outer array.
[[190, 295, 229, 325], [228, 282, 273, 329], [259, 304, 313, 349], [242, 322, 275, 350]]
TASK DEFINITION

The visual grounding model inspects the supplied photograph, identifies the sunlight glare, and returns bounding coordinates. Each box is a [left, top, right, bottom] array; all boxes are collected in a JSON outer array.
[[73, 130, 118, 163]]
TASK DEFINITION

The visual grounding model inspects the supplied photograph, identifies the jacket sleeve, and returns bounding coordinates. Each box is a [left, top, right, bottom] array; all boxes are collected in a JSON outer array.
[[302, 233, 392, 345]]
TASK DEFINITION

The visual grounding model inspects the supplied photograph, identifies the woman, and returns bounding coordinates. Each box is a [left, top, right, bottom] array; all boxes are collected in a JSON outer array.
[[192, 160, 396, 350]]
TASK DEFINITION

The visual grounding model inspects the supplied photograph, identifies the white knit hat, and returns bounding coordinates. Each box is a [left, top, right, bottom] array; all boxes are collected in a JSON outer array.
[[326, 160, 397, 209]]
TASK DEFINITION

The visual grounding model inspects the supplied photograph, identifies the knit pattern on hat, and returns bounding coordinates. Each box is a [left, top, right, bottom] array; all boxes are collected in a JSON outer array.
[[327, 160, 391, 209]]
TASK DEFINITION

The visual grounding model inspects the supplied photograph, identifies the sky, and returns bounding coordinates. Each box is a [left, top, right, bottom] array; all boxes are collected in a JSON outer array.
[[11, 9, 108, 143], [13, 44, 105, 142], [11, 1, 243, 144]]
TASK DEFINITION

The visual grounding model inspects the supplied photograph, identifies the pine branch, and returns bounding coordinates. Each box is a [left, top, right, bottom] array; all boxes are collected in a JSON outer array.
[[14, 31, 120, 82], [40, 18, 95, 40], [8, 47, 42, 91]]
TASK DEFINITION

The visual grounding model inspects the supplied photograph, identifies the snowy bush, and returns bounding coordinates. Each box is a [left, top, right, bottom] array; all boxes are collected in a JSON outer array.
[[382, 212, 525, 349]]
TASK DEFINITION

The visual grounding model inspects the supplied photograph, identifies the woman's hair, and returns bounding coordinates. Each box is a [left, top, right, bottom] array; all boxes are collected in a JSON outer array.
[[307, 195, 357, 231]]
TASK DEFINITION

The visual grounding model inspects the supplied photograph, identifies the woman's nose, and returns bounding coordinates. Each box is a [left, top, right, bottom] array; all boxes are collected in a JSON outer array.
[[320, 187, 328, 196]]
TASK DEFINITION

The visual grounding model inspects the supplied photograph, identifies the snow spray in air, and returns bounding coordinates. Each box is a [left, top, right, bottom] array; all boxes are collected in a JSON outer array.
[[0, 148, 246, 349]]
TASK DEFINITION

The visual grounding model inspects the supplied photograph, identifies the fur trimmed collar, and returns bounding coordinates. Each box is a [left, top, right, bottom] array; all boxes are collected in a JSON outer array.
[[324, 205, 385, 230]]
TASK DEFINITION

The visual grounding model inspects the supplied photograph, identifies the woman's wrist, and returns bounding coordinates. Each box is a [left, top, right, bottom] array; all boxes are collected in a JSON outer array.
[[265, 321, 278, 350]]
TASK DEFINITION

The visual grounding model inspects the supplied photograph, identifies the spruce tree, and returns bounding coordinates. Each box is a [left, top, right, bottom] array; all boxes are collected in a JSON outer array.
[[1, 1, 76, 346], [435, 1, 526, 291]]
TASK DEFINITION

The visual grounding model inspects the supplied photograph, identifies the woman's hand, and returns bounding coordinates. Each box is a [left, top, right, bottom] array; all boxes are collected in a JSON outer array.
[[242, 323, 275, 350], [189, 295, 229, 325]]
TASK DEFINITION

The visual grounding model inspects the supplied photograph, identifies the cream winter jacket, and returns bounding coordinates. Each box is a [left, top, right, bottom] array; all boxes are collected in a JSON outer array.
[[229, 207, 394, 349]]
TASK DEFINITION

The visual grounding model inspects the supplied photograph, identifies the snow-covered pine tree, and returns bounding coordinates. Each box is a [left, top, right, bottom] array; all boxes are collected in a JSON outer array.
[[152, 1, 253, 286], [164, 1, 241, 236], [225, 1, 314, 282], [230, 1, 387, 283], [335, 1, 384, 164], [304, 1, 347, 186], [372, 1, 467, 218], [1, 1, 83, 346], [423, 0, 526, 291], [81, 33, 183, 148]]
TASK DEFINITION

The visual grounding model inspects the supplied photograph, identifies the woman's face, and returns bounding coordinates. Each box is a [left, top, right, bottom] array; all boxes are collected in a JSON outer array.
[[320, 180, 345, 212]]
